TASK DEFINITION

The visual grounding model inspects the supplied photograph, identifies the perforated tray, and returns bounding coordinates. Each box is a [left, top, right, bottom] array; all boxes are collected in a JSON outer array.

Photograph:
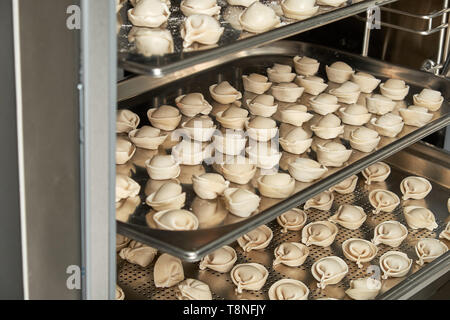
[[117, 142, 450, 300]]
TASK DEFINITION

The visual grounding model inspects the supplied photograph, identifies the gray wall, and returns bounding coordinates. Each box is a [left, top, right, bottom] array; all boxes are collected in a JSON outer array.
[[0, 0, 24, 300]]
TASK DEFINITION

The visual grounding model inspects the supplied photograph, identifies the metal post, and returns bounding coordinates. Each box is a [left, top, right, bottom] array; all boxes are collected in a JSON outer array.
[[362, 8, 372, 56]]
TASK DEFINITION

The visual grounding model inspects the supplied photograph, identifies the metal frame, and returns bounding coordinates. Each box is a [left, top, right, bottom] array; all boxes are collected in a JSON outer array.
[[80, 0, 117, 300], [360, 1, 450, 74]]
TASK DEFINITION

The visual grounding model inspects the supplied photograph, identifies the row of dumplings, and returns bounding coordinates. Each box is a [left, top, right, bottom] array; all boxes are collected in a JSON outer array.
[[123, 0, 354, 56]]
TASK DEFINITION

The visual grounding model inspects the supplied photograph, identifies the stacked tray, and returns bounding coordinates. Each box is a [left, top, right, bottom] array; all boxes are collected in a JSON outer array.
[[117, 142, 450, 300], [117, 0, 398, 76], [117, 41, 450, 262]]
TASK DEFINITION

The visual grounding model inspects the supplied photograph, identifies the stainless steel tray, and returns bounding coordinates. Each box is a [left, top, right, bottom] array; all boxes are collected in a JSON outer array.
[[117, 40, 450, 262], [117, 142, 450, 300], [118, 0, 398, 77]]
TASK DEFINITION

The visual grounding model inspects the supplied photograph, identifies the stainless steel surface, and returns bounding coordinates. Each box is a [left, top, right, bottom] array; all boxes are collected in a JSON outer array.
[[14, 0, 82, 300], [117, 142, 450, 300], [117, 40, 450, 262], [81, 0, 117, 300], [0, 0, 24, 299], [118, 0, 397, 77]]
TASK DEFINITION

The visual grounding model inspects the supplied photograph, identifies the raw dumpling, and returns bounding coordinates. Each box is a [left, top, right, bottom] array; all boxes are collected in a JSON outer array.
[[380, 79, 409, 101], [239, 2, 280, 33], [281, 0, 319, 21], [177, 279, 212, 300], [273, 242, 309, 267], [404, 206, 438, 231], [362, 162, 391, 185], [119, 241, 157, 267], [342, 238, 378, 268], [276, 208, 307, 233], [399, 105, 433, 127], [223, 187, 260, 217], [413, 88, 444, 111], [147, 105, 182, 131], [310, 114, 344, 140], [116, 174, 140, 202], [175, 93, 213, 118], [268, 279, 309, 300], [345, 278, 381, 300], [329, 175, 358, 194], [231, 263, 269, 294], [311, 256, 348, 289], [127, 0, 170, 28], [145, 181, 186, 211], [257, 173, 296, 199], [199, 246, 237, 273], [237, 225, 273, 252], [128, 126, 168, 150], [128, 28, 174, 56], [181, 14, 224, 48], [154, 253, 185, 288], [192, 173, 229, 199], [288, 158, 328, 182], [368, 189, 400, 214], [379, 251, 412, 279], [415, 238, 448, 266], [349, 127, 380, 153], [302, 221, 338, 247], [372, 220, 408, 247], [304, 191, 334, 211], [117, 109, 140, 133], [153, 209, 199, 231], [325, 61, 354, 84], [329, 204, 366, 230], [400, 176, 432, 200], [145, 155, 180, 180], [180, 0, 221, 17], [116, 136, 136, 165]]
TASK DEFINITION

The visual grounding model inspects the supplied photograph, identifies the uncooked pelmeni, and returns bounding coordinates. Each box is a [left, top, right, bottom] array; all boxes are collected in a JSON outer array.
[[380, 79, 409, 101], [231, 263, 268, 294], [310, 114, 344, 140], [145, 155, 180, 180], [199, 246, 237, 273], [181, 116, 216, 142], [245, 142, 282, 170], [268, 279, 309, 300], [177, 278, 212, 300], [153, 209, 199, 231], [279, 104, 313, 126], [270, 82, 304, 103], [216, 106, 249, 130], [128, 28, 174, 56], [302, 221, 338, 247], [180, 0, 221, 17], [297, 75, 328, 96], [368, 189, 400, 214], [146, 181, 186, 211], [181, 14, 224, 48], [309, 93, 340, 115], [372, 220, 408, 247], [279, 126, 313, 154], [413, 88, 444, 111], [128, 126, 168, 150], [370, 113, 404, 138], [210, 81, 242, 104], [213, 129, 247, 156], [154, 253, 184, 288], [399, 105, 434, 127], [345, 278, 381, 300], [257, 173, 295, 199], [171, 140, 210, 166], [329, 175, 358, 194], [339, 104, 371, 126], [117, 109, 140, 133], [273, 242, 309, 267], [238, 2, 280, 33], [127, 0, 170, 28], [116, 234, 130, 252], [329, 81, 361, 104], [175, 93, 213, 118], [362, 162, 391, 185], [329, 204, 366, 230], [316, 141, 352, 167], [379, 251, 412, 279], [349, 127, 380, 153], [415, 238, 448, 266], [288, 158, 328, 182], [304, 191, 334, 211], [267, 64, 297, 83], [119, 242, 157, 267], [440, 222, 450, 240], [366, 94, 396, 115], [277, 208, 307, 233], [281, 0, 319, 20], [191, 197, 227, 228], [317, 0, 347, 7], [400, 176, 432, 200], [220, 157, 256, 185], [223, 187, 260, 217], [116, 174, 140, 202], [245, 116, 278, 142], [342, 238, 378, 268], [242, 74, 273, 95], [403, 206, 437, 231], [326, 61, 354, 83], [116, 136, 136, 165], [116, 285, 125, 300], [311, 256, 348, 289], [147, 105, 182, 131], [192, 173, 229, 200], [247, 94, 278, 117], [227, 0, 257, 6], [293, 56, 320, 76], [351, 72, 381, 94], [237, 225, 273, 252]]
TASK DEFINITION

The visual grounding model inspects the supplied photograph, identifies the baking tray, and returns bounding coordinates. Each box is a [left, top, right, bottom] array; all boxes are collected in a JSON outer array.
[[117, 40, 450, 262], [118, 0, 398, 77], [117, 142, 450, 300]]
